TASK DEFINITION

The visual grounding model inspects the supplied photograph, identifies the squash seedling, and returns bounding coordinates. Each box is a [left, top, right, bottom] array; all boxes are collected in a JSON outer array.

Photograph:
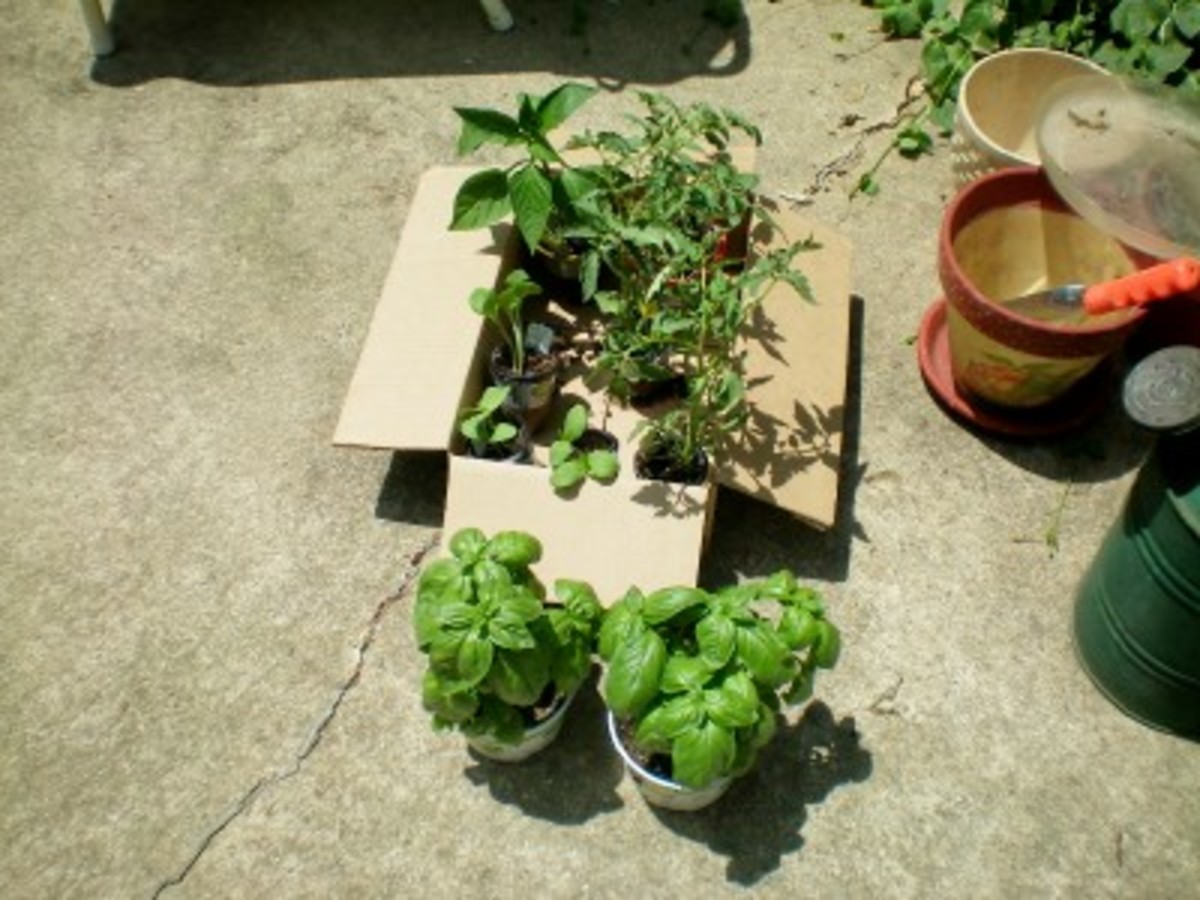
[[458, 385, 527, 461], [549, 403, 620, 492]]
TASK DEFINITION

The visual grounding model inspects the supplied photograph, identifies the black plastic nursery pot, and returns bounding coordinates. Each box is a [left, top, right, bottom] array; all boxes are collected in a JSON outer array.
[[634, 435, 709, 486], [489, 345, 559, 433], [466, 416, 532, 464]]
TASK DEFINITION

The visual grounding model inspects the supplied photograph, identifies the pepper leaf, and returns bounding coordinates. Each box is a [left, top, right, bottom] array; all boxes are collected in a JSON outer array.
[[450, 169, 512, 231]]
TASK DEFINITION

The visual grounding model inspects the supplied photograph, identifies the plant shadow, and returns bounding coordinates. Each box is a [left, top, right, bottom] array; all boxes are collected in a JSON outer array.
[[701, 294, 866, 584], [91, 0, 751, 88], [374, 451, 448, 527], [463, 672, 625, 824], [646, 701, 872, 886]]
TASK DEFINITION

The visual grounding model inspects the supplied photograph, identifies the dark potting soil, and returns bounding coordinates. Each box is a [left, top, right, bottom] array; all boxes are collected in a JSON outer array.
[[576, 428, 619, 455], [521, 683, 564, 727], [617, 718, 674, 781], [628, 374, 688, 409], [634, 445, 709, 486]]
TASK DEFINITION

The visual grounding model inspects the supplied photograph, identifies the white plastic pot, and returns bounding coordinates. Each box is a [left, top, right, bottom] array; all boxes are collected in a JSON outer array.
[[466, 690, 577, 763], [952, 48, 1109, 186], [606, 712, 733, 811]]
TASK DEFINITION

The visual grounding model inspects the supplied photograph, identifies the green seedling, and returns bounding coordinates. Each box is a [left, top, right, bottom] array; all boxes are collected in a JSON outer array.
[[549, 404, 620, 492], [458, 386, 520, 458]]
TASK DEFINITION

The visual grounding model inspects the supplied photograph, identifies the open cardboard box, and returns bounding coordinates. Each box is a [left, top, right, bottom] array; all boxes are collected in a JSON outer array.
[[334, 166, 853, 601]]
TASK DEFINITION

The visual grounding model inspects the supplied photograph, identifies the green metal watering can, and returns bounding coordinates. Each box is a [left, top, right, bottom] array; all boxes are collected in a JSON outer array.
[[1074, 347, 1200, 738]]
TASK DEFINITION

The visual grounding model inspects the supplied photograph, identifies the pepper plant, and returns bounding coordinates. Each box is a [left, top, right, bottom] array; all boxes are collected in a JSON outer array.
[[450, 81, 602, 255], [415, 528, 603, 745], [598, 571, 841, 790]]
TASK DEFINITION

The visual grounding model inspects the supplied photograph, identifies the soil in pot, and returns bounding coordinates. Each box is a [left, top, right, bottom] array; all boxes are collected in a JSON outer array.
[[465, 416, 531, 464], [606, 713, 733, 811], [468, 686, 577, 763], [490, 345, 560, 433], [634, 437, 709, 486]]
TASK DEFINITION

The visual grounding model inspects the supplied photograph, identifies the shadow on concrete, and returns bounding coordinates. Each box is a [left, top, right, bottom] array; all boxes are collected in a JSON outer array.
[[649, 701, 872, 886], [975, 383, 1154, 486], [374, 451, 448, 528], [90, 0, 751, 88], [463, 674, 625, 824], [700, 294, 867, 585]]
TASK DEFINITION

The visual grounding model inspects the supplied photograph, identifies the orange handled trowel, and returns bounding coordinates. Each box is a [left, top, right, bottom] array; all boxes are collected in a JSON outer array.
[[1005, 257, 1200, 323]]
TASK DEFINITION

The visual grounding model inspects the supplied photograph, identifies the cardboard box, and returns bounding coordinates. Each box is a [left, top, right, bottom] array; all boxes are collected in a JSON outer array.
[[335, 166, 853, 601]]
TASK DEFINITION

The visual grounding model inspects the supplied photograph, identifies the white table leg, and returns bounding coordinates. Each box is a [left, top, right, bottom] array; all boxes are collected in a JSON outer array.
[[78, 0, 116, 56]]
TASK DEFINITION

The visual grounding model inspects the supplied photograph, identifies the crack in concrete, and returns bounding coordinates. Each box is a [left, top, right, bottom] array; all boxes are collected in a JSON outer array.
[[152, 534, 440, 898]]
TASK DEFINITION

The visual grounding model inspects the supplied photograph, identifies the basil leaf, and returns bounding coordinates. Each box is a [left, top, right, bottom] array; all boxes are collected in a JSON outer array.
[[486, 530, 543, 569], [634, 694, 704, 750], [704, 671, 759, 728], [661, 653, 715, 694], [603, 627, 667, 717], [456, 631, 494, 686], [813, 621, 842, 669], [671, 720, 736, 789], [696, 613, 736, 668], [735, 621, 790, 688], [487, 647, 550, 706], [643, 586, 708, 625], [448, 528, 487, 563]]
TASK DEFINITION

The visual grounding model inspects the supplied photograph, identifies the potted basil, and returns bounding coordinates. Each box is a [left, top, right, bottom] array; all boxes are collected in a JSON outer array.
[[598, 571, 840, 810], [414, 528, 603, 762]]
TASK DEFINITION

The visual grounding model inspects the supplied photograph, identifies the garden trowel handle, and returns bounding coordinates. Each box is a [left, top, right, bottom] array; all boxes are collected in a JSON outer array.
[[1083, 258, 1200, 315]]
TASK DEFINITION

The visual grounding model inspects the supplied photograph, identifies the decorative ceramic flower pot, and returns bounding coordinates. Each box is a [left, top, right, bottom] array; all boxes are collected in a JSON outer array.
[[606, 712, 733, 812], [466, 690, 577, 763], [952, 48, 1109, 186], [939, 166, 1148, 409]]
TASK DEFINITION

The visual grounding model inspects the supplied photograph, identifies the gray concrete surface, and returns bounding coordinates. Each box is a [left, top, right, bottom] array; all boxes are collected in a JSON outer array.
[[2, 0, 1196, 897]]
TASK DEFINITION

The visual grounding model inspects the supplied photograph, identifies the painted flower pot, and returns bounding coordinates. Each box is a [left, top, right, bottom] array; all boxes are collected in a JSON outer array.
[[466, 690, 578, 763], [939, 167, 1148, 409], [606, 712, 733, 812], [952, 48, 1109, 186]]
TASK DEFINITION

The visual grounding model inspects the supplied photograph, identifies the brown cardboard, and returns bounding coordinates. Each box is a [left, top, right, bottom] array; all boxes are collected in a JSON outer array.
[[718, 207, 853, 528], [335, 165, 853, 598]]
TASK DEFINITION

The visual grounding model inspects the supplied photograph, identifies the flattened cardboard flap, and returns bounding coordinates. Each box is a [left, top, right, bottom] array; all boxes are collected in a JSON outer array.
[[334, 167, 506, 450], [717, 210, 853, 530], [443, 456, 714, 604]]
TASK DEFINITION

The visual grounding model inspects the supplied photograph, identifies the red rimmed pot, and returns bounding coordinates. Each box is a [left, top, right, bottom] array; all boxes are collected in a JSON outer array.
[[940, 166, 1151, 409]]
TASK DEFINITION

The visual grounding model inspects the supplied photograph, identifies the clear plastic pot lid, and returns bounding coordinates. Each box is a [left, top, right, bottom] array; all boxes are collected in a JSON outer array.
[[1036, 74, 1200, 260]]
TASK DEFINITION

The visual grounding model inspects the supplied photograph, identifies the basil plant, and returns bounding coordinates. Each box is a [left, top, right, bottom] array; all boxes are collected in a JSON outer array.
[[599, 571, 840, 789], [414, 528, 602, 745]]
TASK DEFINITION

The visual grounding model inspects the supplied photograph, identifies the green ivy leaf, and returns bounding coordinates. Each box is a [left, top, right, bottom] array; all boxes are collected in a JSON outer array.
[[1142, 40, 1193, 79], [1111, 0, 1171, 42], [603, 627, 667, 718], [450, 169, 511, 232], [671, 720, 737, 789], [454, 107, 524, 155], [508, 164, 554, 252], [896, 124, 934, 158], [1175, 1, 1200, 40]]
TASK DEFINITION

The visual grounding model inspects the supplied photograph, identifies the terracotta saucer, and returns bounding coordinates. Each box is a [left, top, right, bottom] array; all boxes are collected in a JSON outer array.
[[916, 298, 1113, 438]]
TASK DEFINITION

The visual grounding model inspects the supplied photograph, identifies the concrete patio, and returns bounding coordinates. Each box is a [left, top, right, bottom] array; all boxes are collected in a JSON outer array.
[[2, 1, 1196, 896]]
